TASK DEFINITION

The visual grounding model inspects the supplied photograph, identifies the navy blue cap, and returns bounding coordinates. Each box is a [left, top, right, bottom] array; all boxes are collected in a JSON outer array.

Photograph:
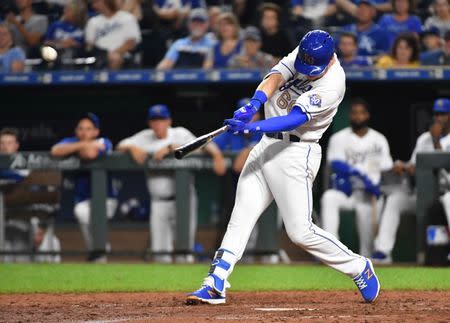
[[237, 97, 250, 108], [421, 26, 440, 37], [433, 98, 450, 113], [79, 112, 100, 129], [189, 8, 208, 22], [148, 104, 171, 120]]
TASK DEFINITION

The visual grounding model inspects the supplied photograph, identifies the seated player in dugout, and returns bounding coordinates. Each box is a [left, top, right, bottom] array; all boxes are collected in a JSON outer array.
[[1, 127, 60, 263], [372, 98, 450, 264], [116, 104, 226, 263], [320, 98, 394, 257], [51, 113, 117, 263], [156, 8, 215, 70]]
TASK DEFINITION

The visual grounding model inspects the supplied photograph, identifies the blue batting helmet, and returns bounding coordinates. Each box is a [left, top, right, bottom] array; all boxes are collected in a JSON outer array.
[[294, 30, 335, 76], [433, 98, 450, 113]]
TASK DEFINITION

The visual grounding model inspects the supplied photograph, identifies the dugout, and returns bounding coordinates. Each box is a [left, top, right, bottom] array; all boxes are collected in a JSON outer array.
[[0, 69, 449, 262]]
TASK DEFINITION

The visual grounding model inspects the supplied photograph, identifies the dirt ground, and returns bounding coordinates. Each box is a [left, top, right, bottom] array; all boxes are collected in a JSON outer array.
[[1, 291, 449, 323]]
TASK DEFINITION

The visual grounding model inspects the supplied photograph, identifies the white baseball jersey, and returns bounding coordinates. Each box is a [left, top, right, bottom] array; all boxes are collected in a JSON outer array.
[[85, 10, 141, 52], [265, 51, 346, 142], [327, 127, 394, 185], [118, 127, 196, 199], [409, 131, 438, 165]]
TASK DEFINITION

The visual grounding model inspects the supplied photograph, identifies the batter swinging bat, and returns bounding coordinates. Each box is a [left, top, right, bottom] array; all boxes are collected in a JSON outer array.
[[174, 125, 229, 159]]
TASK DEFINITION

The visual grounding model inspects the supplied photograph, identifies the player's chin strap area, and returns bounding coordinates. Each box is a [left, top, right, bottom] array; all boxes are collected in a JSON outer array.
[[206, 248, 237, 296]]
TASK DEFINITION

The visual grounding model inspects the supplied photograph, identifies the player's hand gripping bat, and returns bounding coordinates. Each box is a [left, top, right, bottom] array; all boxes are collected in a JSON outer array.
[[174, 126, 229, 159]]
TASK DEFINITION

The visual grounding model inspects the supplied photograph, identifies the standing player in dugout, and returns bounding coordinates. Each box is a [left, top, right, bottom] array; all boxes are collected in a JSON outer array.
[[186, 30, 380, 305]]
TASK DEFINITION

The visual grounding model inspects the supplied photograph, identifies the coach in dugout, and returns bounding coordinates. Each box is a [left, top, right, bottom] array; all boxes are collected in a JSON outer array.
[[51, 113, 117, 263], [117, 104, 226, 263]]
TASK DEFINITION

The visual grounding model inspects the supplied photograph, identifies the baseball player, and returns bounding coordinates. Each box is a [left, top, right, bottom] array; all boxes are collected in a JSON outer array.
[[372, 98, 450, 264], [117, 104, 226, 263], [187, 30, 380, 305], [321, 98, 393, 257], [51, 113, 117, 262]]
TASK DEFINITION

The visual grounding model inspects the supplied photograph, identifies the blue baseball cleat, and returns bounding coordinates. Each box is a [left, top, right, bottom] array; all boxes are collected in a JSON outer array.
[[186, 284, 226, 305], [353, 259, 380, 303]]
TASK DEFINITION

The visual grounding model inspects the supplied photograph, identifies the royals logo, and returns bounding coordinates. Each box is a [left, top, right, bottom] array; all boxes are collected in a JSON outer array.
[[309, 94, 322, 107]]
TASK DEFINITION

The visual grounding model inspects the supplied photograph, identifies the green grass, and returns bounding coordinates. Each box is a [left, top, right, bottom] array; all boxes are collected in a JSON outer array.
[[1, 264, 449, 294]]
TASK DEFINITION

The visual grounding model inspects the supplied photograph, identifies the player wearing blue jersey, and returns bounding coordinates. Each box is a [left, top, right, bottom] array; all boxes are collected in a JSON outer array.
[[51, 113, 117, 262], [378, 0, 422, 45], [342, 0, 390, 56]]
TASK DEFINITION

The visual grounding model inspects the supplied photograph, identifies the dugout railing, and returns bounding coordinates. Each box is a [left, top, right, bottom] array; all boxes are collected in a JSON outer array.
[[0, 152, 280, 260]]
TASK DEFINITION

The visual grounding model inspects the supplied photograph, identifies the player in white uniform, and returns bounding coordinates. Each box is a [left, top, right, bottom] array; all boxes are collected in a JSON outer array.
[[187, 30, 380, 305], [321, 98, 393, 257], [372, 98, 450, 264], [117, 105, 226, 263]]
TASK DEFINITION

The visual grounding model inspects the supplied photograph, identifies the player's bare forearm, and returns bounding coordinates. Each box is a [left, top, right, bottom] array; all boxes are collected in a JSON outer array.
[[256, 72, 285, 100], [51, 142, 86, 157]]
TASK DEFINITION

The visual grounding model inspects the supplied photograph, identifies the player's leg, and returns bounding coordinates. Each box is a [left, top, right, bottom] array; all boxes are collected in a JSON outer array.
[[320, 189, 353, 238], [74, 200, 93, 251], [354, 196, 376, 257], [263, 143, 365, 277], [373, 191, 415, 263], [263, 142, 379, 302], [150, 200, 176, 263], [439, 191, 450, 230], [187, 144, 273, 304]]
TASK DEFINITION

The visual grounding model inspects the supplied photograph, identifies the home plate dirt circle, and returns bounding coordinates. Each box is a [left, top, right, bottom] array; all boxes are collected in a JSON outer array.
[[1, 291, 449, 322]]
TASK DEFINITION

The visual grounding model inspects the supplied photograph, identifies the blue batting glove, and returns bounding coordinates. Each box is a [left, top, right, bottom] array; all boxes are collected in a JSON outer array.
[[233, 102, 258, 123], [224, 118, 247, 133]]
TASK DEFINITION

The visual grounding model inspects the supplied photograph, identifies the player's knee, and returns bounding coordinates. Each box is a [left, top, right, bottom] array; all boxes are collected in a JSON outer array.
[[285, 225, 313, 247], [74, 202, 90, 225]]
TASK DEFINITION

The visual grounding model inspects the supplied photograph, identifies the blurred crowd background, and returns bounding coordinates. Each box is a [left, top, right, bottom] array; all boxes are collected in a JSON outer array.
[[0, 0, 449, 72]]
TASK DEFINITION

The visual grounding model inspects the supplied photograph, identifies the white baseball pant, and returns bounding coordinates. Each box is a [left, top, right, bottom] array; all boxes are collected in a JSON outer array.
[[321, 190, 382, 257], [74, 198, 117, 251], [220, 136, 366, 278], [374, 191, 416, 255]]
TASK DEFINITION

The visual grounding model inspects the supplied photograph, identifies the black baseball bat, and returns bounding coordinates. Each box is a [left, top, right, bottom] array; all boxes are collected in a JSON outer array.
[[174, 125, 229, 159]]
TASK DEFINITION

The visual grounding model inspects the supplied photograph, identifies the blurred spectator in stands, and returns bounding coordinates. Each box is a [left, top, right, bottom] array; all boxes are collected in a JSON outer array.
[[336, 0, 392, 17], [378, 0, 422, 45], [204, 12, 241, 68], [338, 31, 372, 67], [156, 8, 214, 69], [259, 3, 293, 60], [228, 26, 274, 69], [424, 0, 450, 38], [1, 128, 60, 263], [44, 0, 86, 64], [291, 0, 337, 32], [85, 0, 141, 69], [117, 104, 225, 263], [121, 0, 159, 30], [153, 0, 182, 40], [51, 113, 117, 263], [179, 0, 207, 22], [421, 30, 450, 65], [0, 23, 25, 72], [341, 0, 390, 56], [376, 32, 420, 67], [207, 5, 222, 39], [5, 0, 48, 57], [420, 27, 443, 53]]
